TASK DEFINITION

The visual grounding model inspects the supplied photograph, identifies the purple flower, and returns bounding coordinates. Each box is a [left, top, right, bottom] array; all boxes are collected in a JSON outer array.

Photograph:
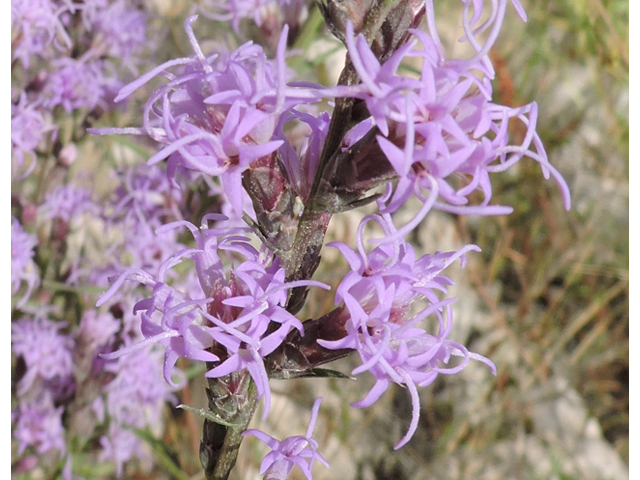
[[277, 109, 331, 202], [13, 392, 66, 457], [11, 315, 75, 397], [40, 185, 100, 223], [99, 268, 220, 387], [77, 309, 121, 355], [318, 215, 495, 449], [333, 5, 571, 237], [201, 0, 308, 35], [96, 15, 322, 214], [97, 345, 180, 476], [11, 217, 40, 308], [98, 215, 328, 417], [243, 397, 329, 480], [42, 57, 117, 113], [11, 0, 73, 68], [86, 0, 148, 71], [202, 256, 323, 418], [11, 93, 55, 179]]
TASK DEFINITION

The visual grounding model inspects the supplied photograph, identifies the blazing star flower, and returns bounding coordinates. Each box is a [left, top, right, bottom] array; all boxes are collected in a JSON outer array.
[[243, 397, 329, 480], [11, 0, 73, 69], [77, 309, 121, 356], [200, 0, 308, 35], [97, 345, 180, 477], [95, 15, 316, 214], [333, 1, 571, 238], [318, 215, 495, 449], [42, 57, 118, 113], [11, 217, 40, 308], [98, 215, 328, 417], [86, 0, 148, 71]]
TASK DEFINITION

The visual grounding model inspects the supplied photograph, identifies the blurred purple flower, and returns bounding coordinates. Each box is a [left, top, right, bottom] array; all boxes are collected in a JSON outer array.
[[11, 93, 55, 179], [97, 345, 180, 476], [13, 392, 66, 457], [11, 0, 73, 68], [87, 0, 148, 71], [43, 57, 118, 113], [11, 316, 75, 397], [40, 185, 101, 223], [77, 309, 121, 355], [243, 397, 329, 480], [11, 217, 40, 308], [201, 0, 307, 34]]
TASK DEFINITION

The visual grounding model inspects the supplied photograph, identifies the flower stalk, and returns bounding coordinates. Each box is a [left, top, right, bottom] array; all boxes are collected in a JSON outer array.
[[42, 0, 573, 478], [201, 371, 259, 480]]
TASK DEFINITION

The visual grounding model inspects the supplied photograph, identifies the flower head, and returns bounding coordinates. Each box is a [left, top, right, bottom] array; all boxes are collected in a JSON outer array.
[[11, 315, 75, 398], [11, 94, 55, 179], [40, 185, 100, 223], [11, 0, 73, 69], [100, 16, 314, 214], [318, 215, 495, 449], [97, 345, 179, 476], [334, 3, 571, 237], [98, 215, 328, 418], [13, 392, 66, 457], [243, 397, 329, 480]]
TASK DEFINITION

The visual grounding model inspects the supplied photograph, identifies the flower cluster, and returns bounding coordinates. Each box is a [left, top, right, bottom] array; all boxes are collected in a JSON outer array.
[[201, 0, 308, 37], [11, 0, 148, 179], [330, 10, 571, 235], [98, 215, 328, 418], [319, 215, 495, 448], [11, 0, 572, 478]]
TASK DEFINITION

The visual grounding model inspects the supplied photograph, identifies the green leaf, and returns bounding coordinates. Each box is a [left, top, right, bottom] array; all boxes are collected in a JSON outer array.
[[177, 404, 243, 428]]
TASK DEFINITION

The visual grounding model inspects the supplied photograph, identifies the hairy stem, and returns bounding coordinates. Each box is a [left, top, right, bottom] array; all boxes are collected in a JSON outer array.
[[200, 371, 258, 480]]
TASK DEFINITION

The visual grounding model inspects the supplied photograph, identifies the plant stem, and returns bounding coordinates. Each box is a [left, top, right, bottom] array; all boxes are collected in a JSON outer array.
[[200, 371, 258, 480]]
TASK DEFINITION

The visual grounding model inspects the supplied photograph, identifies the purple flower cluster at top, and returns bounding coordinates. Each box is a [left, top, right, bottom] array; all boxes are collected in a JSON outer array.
[[329, 3, 571, 236], [101, 15, 324, 214]]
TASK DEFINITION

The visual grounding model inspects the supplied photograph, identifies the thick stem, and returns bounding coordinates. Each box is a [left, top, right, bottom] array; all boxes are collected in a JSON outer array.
[[200, 371, 259, 480]]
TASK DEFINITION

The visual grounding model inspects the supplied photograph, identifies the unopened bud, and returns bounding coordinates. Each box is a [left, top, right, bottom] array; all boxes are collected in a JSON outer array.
[[58, 143, 77, 167]]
